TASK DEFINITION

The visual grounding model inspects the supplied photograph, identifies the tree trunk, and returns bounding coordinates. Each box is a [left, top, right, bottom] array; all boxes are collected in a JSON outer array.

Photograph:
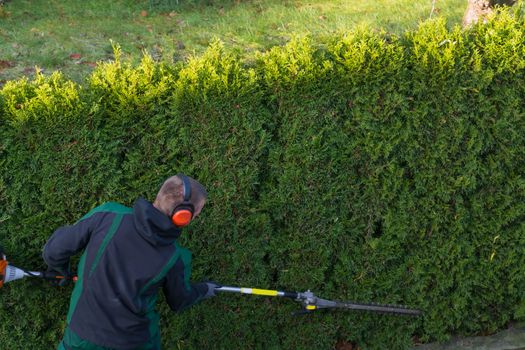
[[463, 0, 517, 27]]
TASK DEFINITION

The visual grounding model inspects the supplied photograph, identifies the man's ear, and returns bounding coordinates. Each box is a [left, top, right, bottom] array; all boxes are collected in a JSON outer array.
[[192, 198, 206, 217]]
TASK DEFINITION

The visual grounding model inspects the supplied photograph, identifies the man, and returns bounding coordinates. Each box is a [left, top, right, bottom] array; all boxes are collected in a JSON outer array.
[[43, 174, 219, 350]]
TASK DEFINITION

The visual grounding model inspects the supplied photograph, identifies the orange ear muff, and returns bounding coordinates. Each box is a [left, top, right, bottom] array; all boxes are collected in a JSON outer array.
[[171, 209, 193, 227], [171, 173, 195, 227]]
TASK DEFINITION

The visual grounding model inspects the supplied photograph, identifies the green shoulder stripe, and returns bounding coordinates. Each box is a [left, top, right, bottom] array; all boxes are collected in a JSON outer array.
[[139, 243, 181, 295], [77, 202, 132, 222], [89, 213, 125, 277]]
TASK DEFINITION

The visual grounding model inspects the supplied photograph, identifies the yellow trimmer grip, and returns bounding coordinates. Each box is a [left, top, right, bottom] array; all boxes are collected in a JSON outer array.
[[217, 286, 299, 299], [241, 288, 279, 296]]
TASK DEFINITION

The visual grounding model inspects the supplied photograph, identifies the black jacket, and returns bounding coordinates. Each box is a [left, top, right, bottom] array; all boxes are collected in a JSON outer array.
[[43, 198, 208, 349]]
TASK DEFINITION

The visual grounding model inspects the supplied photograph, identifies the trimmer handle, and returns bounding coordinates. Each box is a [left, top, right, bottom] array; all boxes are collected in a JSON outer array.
[[40, 271, 78, 282]]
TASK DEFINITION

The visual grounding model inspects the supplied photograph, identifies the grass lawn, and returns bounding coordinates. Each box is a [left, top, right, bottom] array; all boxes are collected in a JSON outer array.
[[0, 0, 466, 83]]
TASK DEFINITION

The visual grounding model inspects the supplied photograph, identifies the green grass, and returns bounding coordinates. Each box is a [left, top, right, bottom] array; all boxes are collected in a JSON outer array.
[[0, 0, 466, 83]]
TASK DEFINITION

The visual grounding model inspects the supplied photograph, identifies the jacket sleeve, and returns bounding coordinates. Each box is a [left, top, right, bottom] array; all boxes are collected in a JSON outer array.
[[163, 248, 208, 313], [42, 212, 99, 271]]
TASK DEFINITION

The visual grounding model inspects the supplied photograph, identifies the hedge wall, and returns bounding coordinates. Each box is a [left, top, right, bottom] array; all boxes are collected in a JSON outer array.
[[1, 9, 525, 350]]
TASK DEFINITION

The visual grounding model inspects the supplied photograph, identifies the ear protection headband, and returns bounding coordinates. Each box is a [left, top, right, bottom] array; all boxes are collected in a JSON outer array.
[[171, 174, 195, 227]]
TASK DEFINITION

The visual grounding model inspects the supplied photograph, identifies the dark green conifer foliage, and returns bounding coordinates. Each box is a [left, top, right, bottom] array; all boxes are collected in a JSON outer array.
[[1, 8, 525, 349]]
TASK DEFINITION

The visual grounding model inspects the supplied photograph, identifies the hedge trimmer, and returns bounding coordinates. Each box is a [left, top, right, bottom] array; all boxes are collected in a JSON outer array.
[[216, 286, 421, 316], [1, 248, 421, 317]]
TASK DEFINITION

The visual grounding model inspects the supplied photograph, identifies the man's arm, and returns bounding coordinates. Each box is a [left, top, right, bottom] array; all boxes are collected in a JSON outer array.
[[163, 248, 209, 313], [42, 212, 99, 273]]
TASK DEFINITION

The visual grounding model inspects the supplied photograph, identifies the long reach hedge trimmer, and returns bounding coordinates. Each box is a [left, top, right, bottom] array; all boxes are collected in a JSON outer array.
[[216, 286, 421, 316], [1, 249, 421, 317]]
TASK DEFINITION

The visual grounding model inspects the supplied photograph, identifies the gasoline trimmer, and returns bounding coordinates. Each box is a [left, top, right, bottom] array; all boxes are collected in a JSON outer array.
[[216, 285, 422, 316], [0, 249, 75, 288]]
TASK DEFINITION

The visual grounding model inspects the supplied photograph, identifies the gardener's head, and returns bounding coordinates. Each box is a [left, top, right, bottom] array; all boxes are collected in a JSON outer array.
[[153, 174, 208, 227]]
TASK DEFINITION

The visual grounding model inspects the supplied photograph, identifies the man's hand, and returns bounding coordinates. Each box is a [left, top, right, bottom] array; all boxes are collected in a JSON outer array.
[[203, 281, 221, 299], [46, 265, 72, 286]]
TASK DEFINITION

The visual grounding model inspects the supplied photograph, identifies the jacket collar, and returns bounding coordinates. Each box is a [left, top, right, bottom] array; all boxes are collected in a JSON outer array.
[[132, 197, 181, 246]]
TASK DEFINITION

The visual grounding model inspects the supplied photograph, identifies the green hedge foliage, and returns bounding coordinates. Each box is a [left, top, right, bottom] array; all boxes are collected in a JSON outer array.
[[2, 9, 525, 350]]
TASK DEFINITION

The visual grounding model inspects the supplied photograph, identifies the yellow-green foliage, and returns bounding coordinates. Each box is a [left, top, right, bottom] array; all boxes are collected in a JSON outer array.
[[1, 9, 525, 349]]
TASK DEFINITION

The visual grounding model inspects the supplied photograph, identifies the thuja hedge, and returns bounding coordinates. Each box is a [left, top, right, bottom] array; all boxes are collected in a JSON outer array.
[[1, 11, 525, 350]]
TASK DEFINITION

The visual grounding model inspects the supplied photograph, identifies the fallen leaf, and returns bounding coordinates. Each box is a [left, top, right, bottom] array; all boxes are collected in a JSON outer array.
[[169, 11, 177, 17], [81, 61, 97, 68], [319, 15, 327, 20], [140, 10, 148, 17], [0, 8, 11, 18], [335, 340, 357, 350], [0, 60, 14, 69], [412, 336, 423, 346], [69, 53, 81, 60]]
